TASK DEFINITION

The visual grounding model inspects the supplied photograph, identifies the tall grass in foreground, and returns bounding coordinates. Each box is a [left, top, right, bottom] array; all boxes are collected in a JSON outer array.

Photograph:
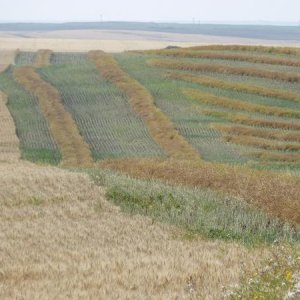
[[98, 158, 300, 224], [166, 72, 300, 104], [184, 88, 300, 118], [90, 169, 300, 246], [88, 51, 200, 161], [148, 59, 300, 82]]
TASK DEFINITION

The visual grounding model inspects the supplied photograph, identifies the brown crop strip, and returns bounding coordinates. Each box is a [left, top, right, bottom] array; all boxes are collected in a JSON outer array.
[[148, 59, 300, 83], [14, 66, 93, 167], [88, 50, 200, 161]]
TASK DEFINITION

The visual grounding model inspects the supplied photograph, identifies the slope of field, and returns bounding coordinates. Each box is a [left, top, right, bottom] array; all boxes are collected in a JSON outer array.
[[114, 52, 247, 163], [39, 53, 164, 160], [0, 152, 270, 299], [132, 46, 300, 170]]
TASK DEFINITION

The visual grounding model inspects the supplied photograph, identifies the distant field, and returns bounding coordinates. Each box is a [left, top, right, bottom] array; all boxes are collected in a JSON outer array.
[[1, 44, 300, 299]]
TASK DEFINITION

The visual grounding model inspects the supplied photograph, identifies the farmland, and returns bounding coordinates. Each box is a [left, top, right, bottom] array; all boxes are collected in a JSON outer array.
[[0, 44, 300, 299]]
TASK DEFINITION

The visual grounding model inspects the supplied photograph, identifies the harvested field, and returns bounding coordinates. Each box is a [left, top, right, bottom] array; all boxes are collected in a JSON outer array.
[[13, 66, 93, 167], [89, 51, 200, 161], [148, 59, 300, 82], [0, 91, 20, 162]]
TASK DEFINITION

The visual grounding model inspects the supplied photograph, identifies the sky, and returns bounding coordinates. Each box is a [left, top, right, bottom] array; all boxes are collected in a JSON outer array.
[[0, 0, 300, 24]]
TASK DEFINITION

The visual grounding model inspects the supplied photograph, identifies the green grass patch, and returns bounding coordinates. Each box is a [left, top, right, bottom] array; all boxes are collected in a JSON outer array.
[[90, 169, 300, 246]]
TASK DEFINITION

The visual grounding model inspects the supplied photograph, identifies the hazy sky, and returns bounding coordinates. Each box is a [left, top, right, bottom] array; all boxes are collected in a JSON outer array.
[[1, 0, 300, 24]]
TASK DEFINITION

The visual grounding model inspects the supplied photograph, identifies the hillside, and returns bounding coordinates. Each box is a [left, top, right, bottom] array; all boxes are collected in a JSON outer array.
[[0, 46, 300, 299]]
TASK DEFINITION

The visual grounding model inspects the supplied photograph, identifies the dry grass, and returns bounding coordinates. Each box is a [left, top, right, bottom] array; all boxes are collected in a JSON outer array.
[[99, 158, 300, 225], [184, 88, 300, 118], [34, 49, 52, 68], [0, 91, 20, 162], [88, 50, 200, 161], [213, 123, 300, 143], [13, 66, 93, 167], [148, 59, 300, 83], [224, 134, 300, 152], [201, 109, 300, 131], [166, 72, 300, 104], [147, 48, 300, 67], [187, 45, 300, 55], [0, 161, 269, 300]]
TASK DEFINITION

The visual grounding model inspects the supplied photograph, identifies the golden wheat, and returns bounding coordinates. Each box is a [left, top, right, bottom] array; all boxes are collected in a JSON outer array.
[[13, 66, 93, 167], [148, 59, 300, 82], [0, 160, 268, 300], [88, 50, 200, 161]]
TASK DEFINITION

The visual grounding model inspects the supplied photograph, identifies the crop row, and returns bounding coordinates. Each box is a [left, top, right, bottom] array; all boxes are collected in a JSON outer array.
[[144, 48, 300, 67], [0, 67, 60, 164], [88, 51, 200, 161], [148, 59, 300, 83], [39, 55, 165, 160]]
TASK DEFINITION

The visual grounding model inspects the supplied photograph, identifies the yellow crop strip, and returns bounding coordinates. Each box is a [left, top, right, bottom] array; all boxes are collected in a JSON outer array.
[[14, 66, 93, 167], [148, 59, 300, 82], [88, 50, 201, 161], [183, 88, 300, 118]]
